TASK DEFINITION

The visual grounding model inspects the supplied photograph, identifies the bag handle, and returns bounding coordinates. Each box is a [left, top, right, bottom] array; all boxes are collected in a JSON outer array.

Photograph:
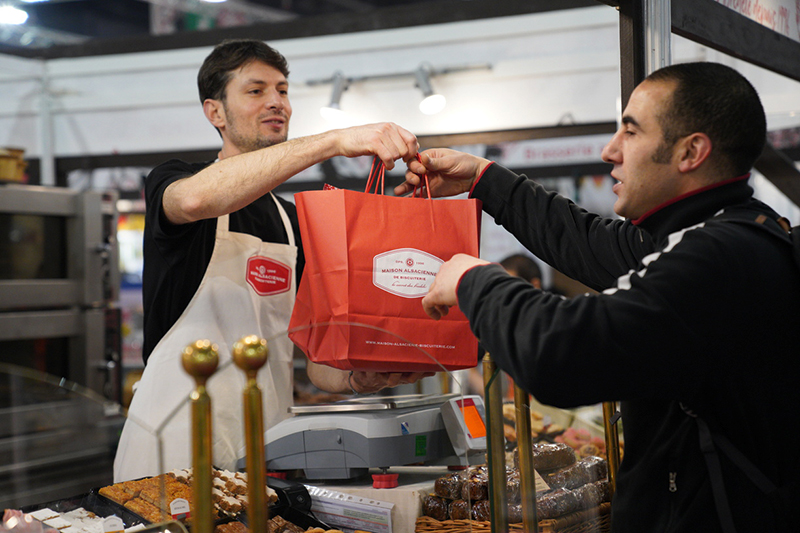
[[364, 155, 432, 200], [365, 156, 385, 195], [412, 153, 432, 200]]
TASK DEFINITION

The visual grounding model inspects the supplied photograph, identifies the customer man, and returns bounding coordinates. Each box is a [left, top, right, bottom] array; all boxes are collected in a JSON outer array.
[[397, 62, 799, 532], [114, 39, 427, 481]]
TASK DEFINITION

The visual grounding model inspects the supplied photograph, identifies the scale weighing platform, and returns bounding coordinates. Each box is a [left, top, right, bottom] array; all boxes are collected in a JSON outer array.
[[259, 394, 487, 481]]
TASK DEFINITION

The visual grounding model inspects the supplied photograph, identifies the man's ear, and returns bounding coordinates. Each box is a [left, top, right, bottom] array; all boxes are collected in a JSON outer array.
[[677, 132, 712, 173], [203, 99, 226, 129]]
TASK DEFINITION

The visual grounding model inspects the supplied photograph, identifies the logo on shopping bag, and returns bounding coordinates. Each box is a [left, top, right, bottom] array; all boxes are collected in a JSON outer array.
[[246, 256, 292, 296], [373, 248, 443, 298]]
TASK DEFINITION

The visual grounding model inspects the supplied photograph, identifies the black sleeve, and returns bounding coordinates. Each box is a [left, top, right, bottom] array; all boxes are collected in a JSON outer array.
[[141, 159, 215, 362], [472, 164, 653, 291], [456, 226, 720, 407], [144, 159, 211, 245]]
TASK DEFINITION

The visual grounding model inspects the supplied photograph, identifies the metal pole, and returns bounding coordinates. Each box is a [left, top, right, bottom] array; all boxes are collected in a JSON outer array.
[[38, 63, 56, 186], [513, 384, 538, 531], [181, 340, 219, 533], [483, 354, 508, 533], [644, 0, 672, 75], [233, 336, 270, 533], [602, 401, 622, 496]]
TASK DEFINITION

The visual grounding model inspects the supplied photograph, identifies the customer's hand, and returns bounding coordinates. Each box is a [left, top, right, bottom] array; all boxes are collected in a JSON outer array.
[[395, 149, 492, 197], [422, 253, 489, 320]]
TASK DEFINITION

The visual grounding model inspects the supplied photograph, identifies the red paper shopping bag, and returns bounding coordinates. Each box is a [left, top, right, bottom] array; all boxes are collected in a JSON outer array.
[[288, 159, 482, 372]]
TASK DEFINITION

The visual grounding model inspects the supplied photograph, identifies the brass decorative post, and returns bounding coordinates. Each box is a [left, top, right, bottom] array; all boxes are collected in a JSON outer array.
[[232, 335, 270, 533], [602, 401, 622, 496], [181, 340, 219, 533], [514, 384, 538, 531], [482, 353, 508, 533]]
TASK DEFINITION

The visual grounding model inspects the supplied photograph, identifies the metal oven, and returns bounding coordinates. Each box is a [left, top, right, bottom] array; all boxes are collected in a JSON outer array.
[[0, 183, 121, 402]]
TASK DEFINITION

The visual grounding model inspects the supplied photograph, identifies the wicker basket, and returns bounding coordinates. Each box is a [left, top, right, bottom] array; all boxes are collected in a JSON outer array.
[[415, 502, 611, 533]]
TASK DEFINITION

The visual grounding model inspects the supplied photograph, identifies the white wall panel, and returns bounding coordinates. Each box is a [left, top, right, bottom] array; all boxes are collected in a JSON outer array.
[[1, 6, 621, 158], [2, 5, 798, 161]]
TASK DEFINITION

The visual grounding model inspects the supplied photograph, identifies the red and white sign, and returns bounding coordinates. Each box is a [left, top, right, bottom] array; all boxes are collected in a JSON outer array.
[[246, 256, 292, 296], [373, 248, 444, 298]]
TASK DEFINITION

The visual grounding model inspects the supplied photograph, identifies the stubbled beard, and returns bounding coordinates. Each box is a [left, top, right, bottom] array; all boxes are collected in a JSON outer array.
[[223, 102, 288, 153], [229, 130, 287, 153], [651, 138, 674, 165]]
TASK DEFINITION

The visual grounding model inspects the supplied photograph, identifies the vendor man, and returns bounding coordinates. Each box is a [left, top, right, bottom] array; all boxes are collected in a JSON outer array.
[[115, 39, 429, 481], [398, 62, 799, 532]]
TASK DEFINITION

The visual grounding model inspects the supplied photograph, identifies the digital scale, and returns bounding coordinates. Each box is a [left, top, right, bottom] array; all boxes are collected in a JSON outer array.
[[257, 394, 487, 480]]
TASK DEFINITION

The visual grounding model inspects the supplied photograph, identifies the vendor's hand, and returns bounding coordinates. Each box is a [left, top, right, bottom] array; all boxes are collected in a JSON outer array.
[[351, 371, 435, 394], [336, 122, 418, 170], [422, 254, 490, 320], [394, 149, 492, 197]]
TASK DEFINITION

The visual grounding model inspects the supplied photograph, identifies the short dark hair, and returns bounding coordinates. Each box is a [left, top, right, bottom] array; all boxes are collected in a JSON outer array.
[[500, 254, 542, 283], [197, 39, 290, 103], [646, 62, 766, 177]]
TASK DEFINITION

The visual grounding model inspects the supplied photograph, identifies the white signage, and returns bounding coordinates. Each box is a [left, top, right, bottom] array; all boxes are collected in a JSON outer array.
[[715, 0, 800, 42], [373, 249, 444, 298]]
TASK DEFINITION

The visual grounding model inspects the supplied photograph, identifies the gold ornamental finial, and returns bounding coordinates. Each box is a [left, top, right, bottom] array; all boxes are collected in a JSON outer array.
[[232, 335, 268, 375], [181, 340, 219, 382], [181, 340, 218, 533], [233, 336, 270, 533]]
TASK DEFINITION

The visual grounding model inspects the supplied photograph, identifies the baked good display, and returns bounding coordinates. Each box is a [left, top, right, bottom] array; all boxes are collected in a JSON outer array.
[[554, 427, 624, 460], [470, 499, 491, 521], [545, 455, 608, 490], [447, 499, 470, 520], [100, 468, 279, 523], [433, 471, 465, 499], [124, 499, 164, 524], [421, 458, 611, 524], [20, 507, 145, 533], [513, 442, 577, 472], [265, 515, 304, 533], [460, 466, 489, 501], [573, 479, 611, 510], [536, 487, 580, 519], [421, 495, 449, 521], [215, 522, 249, 533], [501, 401, 564, 442]]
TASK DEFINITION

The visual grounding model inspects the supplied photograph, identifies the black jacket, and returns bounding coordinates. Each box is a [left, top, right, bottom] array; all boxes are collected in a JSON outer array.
[[458, 164, 800, 532]]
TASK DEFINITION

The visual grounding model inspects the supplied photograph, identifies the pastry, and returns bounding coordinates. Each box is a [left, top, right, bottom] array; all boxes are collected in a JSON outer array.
[[421, 495, 449, 521]]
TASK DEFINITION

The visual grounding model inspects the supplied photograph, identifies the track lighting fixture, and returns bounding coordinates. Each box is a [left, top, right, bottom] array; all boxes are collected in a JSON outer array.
[[308, 62, 489, 119], [320, 71, 349, 121], [414, 62, 446, 115]]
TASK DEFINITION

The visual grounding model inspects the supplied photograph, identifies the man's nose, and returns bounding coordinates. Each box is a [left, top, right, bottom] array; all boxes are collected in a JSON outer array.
[[264, 90, 283, 109], [601, 130, 622, 163]]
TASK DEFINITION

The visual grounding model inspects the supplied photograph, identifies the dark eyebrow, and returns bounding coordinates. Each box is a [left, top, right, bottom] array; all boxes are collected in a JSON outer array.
[[621, 115, 640, 128], [243, 79, 289, 87]]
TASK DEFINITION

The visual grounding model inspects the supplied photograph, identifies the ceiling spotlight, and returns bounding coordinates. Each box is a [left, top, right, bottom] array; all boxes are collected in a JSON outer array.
[[0, 6, 29, 25], [320, 71, 349, 121], [415, 63, 446, 115]]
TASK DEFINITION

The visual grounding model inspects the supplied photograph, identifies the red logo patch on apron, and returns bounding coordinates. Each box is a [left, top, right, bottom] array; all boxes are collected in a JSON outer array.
[[246, 256, 292, 296]]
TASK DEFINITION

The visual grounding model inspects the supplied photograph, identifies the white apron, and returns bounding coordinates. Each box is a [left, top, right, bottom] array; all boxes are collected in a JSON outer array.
[[114, 194, 296, 482]]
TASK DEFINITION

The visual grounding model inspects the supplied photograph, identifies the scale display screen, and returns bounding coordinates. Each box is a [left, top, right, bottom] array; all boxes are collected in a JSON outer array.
[[440, 395, 487, 456], [457, 398, 486, 439]]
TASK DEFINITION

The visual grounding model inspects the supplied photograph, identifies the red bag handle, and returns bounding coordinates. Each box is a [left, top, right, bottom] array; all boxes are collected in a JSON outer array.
[[411, 153, 432, 200], [365, 156, 385, 195], [364, 154, 431, 200]]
